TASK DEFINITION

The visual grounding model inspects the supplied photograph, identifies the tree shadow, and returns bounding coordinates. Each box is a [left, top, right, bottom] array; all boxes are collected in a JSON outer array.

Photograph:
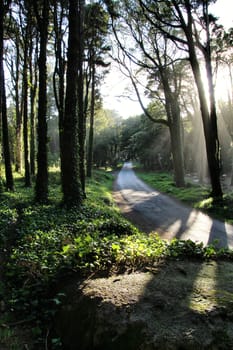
[[114, 166, 233, 249], [54, 255, 233, 349]]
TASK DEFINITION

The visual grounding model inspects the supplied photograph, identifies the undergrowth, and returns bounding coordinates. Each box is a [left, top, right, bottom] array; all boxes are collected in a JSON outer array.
[[0, 169, 233, 349]]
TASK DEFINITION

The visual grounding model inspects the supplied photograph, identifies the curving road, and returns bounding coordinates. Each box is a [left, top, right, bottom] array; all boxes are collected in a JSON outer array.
[[114, 162, 233, 249]]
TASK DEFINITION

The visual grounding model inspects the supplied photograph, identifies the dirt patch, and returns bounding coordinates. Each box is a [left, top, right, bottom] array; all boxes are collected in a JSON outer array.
[[54, 260, 233, 349]]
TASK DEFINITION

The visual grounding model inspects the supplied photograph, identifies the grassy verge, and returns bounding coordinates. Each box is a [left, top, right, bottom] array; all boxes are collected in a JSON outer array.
[[0, 169, 233, 349], [136, 170, 233, 225]]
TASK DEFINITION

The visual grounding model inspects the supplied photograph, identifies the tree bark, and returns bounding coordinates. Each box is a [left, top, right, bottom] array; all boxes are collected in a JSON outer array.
[[171, 0, 223, 198], [86, 65, 95, 178], [15, 42, 22, 173], [161, 70, 185, 187], [0, 0, 14, 191], [188, 40, 222, 198], [77, 0, 86, 194], [22, 35, 31, 187], [53, 0, 66, 183], [29, 32, 38, 177], [35, 0, 49, 202], [61, 0, 84, 206]]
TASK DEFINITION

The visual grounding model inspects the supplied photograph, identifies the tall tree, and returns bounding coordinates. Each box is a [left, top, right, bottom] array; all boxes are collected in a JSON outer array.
[[29, 30, 38, 177], [0, 0, 14, 191], [61, 0, 84, 205], [109, 4, 186, 186], [77, 0, 85, 194], [34, 0, 49, 202], [86, 63, 95, 178], [138, 0, 223, 198], [213, 27, 233, 184], [21, 3, 32, 187], [52, 0, 67, 182], [6, 23, 22, 173], [85, 2, 110, 178]]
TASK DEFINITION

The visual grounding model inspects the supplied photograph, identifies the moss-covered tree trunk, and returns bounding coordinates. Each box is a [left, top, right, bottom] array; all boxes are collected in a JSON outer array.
[[61, 0, 84, 205]]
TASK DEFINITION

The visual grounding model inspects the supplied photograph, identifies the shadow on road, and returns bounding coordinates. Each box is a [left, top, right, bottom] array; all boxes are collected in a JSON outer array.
[[114, 164, 233, 249]]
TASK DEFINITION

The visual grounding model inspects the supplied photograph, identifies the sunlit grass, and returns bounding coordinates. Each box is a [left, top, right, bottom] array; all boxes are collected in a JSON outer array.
[[137, 171, 210, 203]]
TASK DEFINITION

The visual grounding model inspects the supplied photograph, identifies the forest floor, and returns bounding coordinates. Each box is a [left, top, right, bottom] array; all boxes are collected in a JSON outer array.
[[55, 259, 233, 349]]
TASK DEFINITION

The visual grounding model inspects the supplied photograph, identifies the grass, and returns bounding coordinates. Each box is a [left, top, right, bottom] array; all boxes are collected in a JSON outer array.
[[1, 168, 233, 349], [136, 170, 233, 225]]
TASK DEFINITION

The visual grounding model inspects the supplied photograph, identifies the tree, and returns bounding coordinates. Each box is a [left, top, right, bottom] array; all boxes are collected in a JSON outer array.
[[61, 0, 84, 206], [29, 19, 38, 177], [34, 0, 49, 202], [109, 4, 186, 186], [0, 0, 14, 191], [85, 2, 110, 178], [77, 0, 85, 194], [6, 18, 23, 173], [213, 27, 233, 184], [21, 3, 32, 187], [137, 0, 223, 198], [86, 63, 95, 177], [92, 109, 121, 168], [52, 0, 67, 180]]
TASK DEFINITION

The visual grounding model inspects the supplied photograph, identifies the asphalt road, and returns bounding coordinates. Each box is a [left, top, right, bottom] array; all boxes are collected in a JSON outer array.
[[114, 162, 233, 249]]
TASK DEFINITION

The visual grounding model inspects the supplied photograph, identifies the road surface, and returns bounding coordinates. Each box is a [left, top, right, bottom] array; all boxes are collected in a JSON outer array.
[[114, 162, 233, 249]]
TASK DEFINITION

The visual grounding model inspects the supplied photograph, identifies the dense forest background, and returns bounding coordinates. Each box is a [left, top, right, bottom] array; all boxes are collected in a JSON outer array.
[[1, 0, 233, 205]]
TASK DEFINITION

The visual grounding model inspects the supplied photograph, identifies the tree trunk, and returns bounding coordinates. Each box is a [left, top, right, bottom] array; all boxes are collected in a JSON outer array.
[[1, 65, 14, 191], [0, 0, 14, 191], [53, 0, 65, 180], [162, 71, 185, 187], [188, 45, 222, 198], [15, 43, 22, 173], [29, 33, 38, 177], [77, 0, 86, 194], [22, 38, 31, 187], [35, 0, 49, 202], [87, 65, 95, 178], [177, 2, 223, 198], [61, 0, 83, 206], [169, 119, 185, 187]]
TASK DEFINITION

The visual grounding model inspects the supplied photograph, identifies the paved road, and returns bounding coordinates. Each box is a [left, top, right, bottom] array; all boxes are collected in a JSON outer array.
[[114, 162, 233, 249]]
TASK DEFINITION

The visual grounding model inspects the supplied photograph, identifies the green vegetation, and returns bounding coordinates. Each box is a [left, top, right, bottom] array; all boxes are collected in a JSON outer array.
[[1, 169, 233, 349], [137, 170, 233, 225]]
